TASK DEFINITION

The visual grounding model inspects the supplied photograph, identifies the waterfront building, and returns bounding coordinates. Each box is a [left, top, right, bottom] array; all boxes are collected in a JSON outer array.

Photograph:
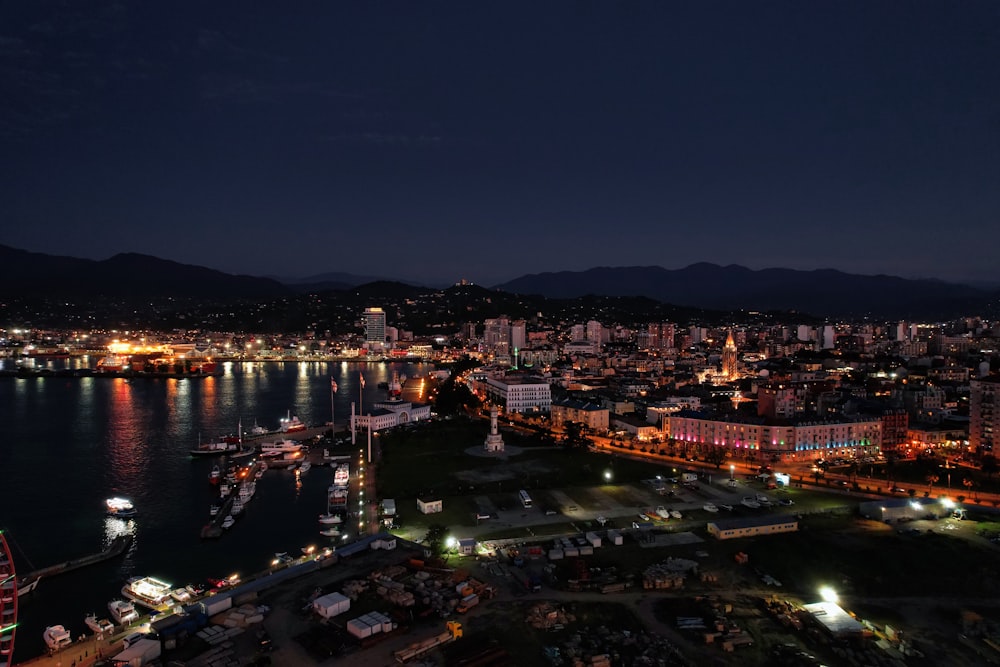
[[363, 307, 386, 348]]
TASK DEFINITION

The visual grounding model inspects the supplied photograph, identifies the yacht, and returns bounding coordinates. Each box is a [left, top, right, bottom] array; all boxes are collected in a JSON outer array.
[[108, 598, 139, 625], [43, 625, 72, 652], [105, 497, 137, 518], [259, 439, 303, 456], [84, 613, 114, 635]]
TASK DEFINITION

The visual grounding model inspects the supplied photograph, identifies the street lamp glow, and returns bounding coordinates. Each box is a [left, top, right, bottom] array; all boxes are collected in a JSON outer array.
[[818, 586, 838, 603], [604, 470, 612, 482]]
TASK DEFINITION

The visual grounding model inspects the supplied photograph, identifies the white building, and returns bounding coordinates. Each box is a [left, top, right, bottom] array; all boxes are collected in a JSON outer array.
[[482, 376, 551, 414]]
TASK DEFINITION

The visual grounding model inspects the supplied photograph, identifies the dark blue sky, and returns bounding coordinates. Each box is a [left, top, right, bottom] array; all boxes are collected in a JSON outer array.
[[2, 2, 998, 286]]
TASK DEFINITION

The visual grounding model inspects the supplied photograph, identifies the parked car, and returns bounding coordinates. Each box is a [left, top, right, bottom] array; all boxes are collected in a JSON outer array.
[[778, 498, 795, 506]]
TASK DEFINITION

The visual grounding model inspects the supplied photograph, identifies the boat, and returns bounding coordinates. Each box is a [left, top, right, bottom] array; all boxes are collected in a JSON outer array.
[[221, 515, 235, 530], [319, 527, 341, 537], [318, 512, 342, 525], [259, 439, 304, 456], [105, 496, 137, 518], [669, 510, 683, 520], [84, 613, 114, 635], [703, 503, 719, 513], [328, 485, 348, 507], [219, 482, 232, 497], [209, 503, 220, 517], [43, 625, 72, 652], [279, 411, 307, 433], [298, 461, 311, 474], [231, 499, 244, 515], [334, 463, 350, 486], [251, 421, 270, 436], [654, 506, 670, 519], [170, 586, 194, 604], [209, 465, 221, 485], [121, 576, 172, 609], [190, 437, 240, 457], [17, 574, 41, 597]]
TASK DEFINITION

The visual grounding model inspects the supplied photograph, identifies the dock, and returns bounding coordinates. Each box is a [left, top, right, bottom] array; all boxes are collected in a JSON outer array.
[[22, 534, 132, 581], [201, 460, 262, 539]]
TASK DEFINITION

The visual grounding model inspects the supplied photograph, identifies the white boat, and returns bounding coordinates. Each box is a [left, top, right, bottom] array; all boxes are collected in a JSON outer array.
[[669, 510, 683, 520], [318, 512, 342, 525], [108, 598, 139, 625], [298, 461, 312, 474], [170, 586, 194, 604], [209, 503, 220, 516], [319, 527, 340, 537], [43, 625, 72, 651], [221, 515, 235, 529], [703, 503, 719, 513], [121, 575, 173, 609], [334, 463, 350, 486], [231, 499, 244, 515], [84, 613, 114, 635], [654, 505, 670, 519], [260, 439, 304, 455], [105, 496, 137, 518]]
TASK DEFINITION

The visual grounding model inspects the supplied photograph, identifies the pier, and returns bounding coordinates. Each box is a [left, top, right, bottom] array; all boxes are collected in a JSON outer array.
[[22, 534, 132, 582]]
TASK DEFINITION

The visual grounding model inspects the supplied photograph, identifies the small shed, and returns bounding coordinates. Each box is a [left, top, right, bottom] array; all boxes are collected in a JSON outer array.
[[313, 592, 351, 618], [417, 498, 443, 514], [457, 538, 476, 556]]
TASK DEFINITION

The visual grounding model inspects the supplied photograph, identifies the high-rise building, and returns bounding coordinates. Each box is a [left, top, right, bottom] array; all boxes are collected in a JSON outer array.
[[970, 377, 1000, 454], [363, 307, 386, 346]]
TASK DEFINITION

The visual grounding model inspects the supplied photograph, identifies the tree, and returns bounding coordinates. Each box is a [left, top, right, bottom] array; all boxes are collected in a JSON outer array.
[[423, 523, 448, 556], [925, 474, 939, 494], [561, 421, 593, 450], [981, 455, 998, 479], [703, 446, 728, 468]]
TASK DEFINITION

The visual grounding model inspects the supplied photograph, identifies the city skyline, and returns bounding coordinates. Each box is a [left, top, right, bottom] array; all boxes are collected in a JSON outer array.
[[2, 3, 999, 286]]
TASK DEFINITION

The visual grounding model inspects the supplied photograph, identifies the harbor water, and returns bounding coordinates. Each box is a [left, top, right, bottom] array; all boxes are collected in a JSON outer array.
[[0, 359, 430, 661]]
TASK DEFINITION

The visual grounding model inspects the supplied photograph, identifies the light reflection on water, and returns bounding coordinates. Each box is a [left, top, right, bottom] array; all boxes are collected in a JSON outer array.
[[0, 359, 429, 661]]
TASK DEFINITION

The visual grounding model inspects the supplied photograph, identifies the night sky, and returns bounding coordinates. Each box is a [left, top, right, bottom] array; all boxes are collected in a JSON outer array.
[[2, 2, 998, 287]]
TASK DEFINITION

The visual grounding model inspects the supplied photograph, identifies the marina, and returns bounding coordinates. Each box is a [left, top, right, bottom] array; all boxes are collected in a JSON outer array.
[[0, 358, 428, 662]]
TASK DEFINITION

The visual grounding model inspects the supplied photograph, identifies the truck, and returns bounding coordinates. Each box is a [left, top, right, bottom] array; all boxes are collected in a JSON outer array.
[[393, 621, 463, 663], [456, 593, 479, 613]]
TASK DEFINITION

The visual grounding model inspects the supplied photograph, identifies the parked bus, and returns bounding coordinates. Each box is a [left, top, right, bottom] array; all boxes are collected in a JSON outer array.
[[518, 489, 532, 508]]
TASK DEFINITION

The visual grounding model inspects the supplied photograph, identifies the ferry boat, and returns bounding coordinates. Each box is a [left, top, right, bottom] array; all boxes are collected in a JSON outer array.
[[105, 497, 137, 518], [328, 485, 348, 507], [84, 613, 114, 635], [107, 598, 139, 625], [43, 625, 72, 652], [121, 576, 173, 609]]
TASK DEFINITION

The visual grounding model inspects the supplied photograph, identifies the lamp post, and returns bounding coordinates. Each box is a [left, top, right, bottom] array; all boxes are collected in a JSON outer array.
[[730, 464, 735, 482]]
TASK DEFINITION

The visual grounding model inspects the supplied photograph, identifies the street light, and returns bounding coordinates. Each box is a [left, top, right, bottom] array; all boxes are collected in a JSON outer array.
[[818, 586, 838, 603], [730, 464, 735, 481], [604, 470, 613, 483]]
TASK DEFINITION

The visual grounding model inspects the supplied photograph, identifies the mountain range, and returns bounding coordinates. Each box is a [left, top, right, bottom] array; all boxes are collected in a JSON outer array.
[[1, 244, 996, 320]]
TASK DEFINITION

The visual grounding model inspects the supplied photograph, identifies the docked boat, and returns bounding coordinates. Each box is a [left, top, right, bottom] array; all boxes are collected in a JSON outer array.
[[669, 510, 683, 520], [231, 499, 244, 515], [318, 512, 342, 525], [259, 439, 303, 456], [334, 463, 350, 486], [190, 436, 241, 457], [279, 411, 307, 433], [84, 613, 114, 635], [298, 461, 311, 474], [105, 497, 137, 518], [107, 598, 138, 625], [209, 503, 220, 517], [319, 527, 341, 537], [328, 485, 348, 507], [121, 576, 172, 609], [221, 515, 235, 530], [169, 585, 201, 604], [209, 465, 221, 485], [703, 503, 719, 513], [43, 625, 72, 652]]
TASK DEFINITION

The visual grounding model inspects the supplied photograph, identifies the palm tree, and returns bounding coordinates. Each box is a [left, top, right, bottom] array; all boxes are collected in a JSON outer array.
[[925, 474, 939, 494]]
